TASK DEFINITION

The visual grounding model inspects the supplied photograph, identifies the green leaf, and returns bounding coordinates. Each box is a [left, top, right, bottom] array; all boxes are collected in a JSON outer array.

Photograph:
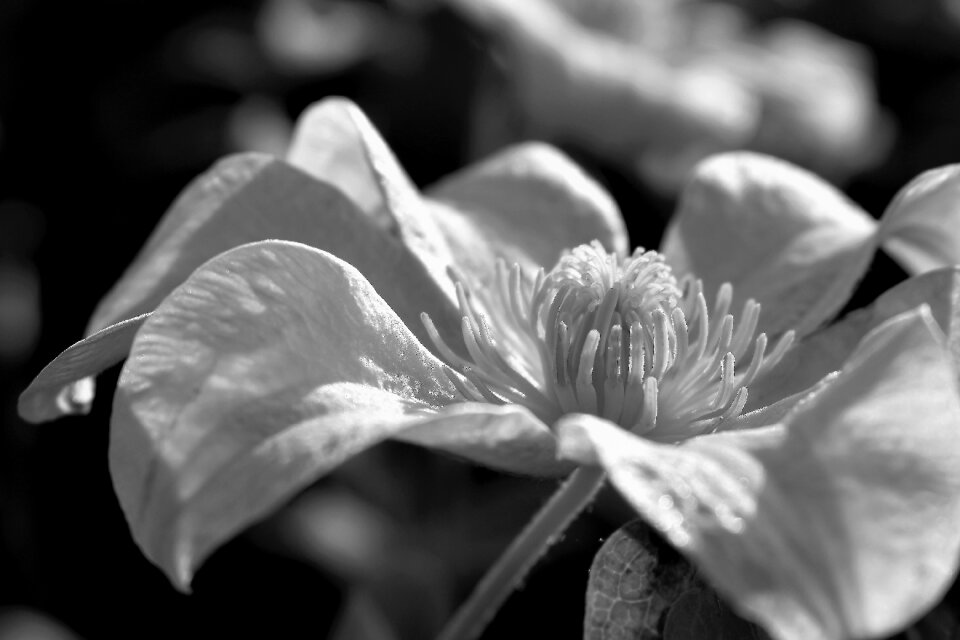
[[585, 518, 697, 640]]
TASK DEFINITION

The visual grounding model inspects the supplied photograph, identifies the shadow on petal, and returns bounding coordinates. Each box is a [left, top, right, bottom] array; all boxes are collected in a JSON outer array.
[[396, 402, 564, 477], [558, 306, 960, 640], [109, 241, 462, 590], [749, 266, 960, 410]]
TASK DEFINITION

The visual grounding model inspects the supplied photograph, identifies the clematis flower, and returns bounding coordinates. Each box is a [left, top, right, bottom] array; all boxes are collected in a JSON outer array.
[[19, 97, 960, 640], [451, 0, 891, 192]]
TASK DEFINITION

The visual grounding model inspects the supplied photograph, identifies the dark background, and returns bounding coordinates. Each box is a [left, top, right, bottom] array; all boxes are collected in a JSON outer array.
[[2, 1, 960, 638]]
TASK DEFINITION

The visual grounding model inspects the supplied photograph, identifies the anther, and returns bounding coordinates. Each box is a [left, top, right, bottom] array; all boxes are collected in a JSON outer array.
[[421, 242, 794, 441]]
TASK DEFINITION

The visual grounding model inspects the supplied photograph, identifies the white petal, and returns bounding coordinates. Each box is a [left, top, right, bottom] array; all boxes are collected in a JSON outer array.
[[558, 306, 960, 640], [879, 164, 960, 275], [396, 402, 564, 477], [749, 266, 960, 409], [18, 314, 148, 422], [110, 241, 460, 590], [426, 142, 628, 274], [25, 154, 463, 422], [286, 96, 420, 233], [661, 152, 877, 338]]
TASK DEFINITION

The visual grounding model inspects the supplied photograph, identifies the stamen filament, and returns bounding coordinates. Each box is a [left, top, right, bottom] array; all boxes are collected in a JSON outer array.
[[634, 377, 659, 435], [422, 242, 794, 442], [730, 300, 760, 358], [460, 367, 508, 405], [651, 310, 672, 380], [575, 330, 601, 414]]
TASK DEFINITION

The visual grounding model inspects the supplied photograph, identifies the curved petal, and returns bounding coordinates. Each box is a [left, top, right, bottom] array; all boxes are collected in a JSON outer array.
[[661, 152, 877, 338], [558, 306, 960, 640], [727, 372, 838, 432], [18, 314, 148, 423], [28, 153, 465, 423], [88, 153, 456, 341], [285, 96, 420, 235], [288, 97, 629, 284], [394, 402, 565, 477], [744, 308, 871, 412], [870, 267, 960, 359], [879, 164, 960, 275], [89, 153, 266, 334], [748, 266, 960, 409], [284, 97, 461, 301], [110, 240, 461, 590], [425, 142, 628, 274], [287, 96, 630, 335]]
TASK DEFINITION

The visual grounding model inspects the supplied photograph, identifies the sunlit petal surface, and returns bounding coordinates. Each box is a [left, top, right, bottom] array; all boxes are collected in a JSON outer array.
[[18, 314, 148, 423], [750, 266, 960, 409], [20, 152, 465, 420], [110, 241, 461, 590], [395, 402, 564, 476], [425, 142, 627, 280], [87, 153, 453, 336], [661, 152, 877, 338], [286, 97, 421, 233], [558, 307, 960, 640], [288, 97, 628, 288], [880, 164, 960, 275]]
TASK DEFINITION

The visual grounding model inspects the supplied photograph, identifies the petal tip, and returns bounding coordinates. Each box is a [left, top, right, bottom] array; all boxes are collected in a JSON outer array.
[[294, 95, 363, 123], [18, 377, 96, 424]]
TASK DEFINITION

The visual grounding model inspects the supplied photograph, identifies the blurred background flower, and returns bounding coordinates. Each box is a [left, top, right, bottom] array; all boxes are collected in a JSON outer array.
[[3, 1, 960, 639], [453, 0, 892, 193]]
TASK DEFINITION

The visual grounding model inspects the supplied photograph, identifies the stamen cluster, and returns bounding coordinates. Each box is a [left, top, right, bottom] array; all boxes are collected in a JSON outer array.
[[423, 242, 793, 441]]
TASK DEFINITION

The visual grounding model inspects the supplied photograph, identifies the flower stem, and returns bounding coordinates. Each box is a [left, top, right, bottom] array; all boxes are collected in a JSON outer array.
[[436, 466, 607, 640]]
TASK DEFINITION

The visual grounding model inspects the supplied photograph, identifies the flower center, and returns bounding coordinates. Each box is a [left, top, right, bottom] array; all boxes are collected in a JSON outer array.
[[422, 241, 793, 441]]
